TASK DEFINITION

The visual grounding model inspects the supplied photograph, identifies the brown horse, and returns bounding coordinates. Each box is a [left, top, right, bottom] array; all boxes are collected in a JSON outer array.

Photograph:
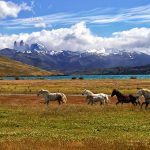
[[111, 89, 140, 106]]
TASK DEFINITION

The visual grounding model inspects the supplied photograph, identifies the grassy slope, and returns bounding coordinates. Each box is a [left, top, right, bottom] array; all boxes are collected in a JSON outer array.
[[0, 56, 60, 76]]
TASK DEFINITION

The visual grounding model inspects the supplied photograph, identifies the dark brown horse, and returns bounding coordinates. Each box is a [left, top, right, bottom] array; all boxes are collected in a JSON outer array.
[[111, 89, 140, 106], [129, 94, 140, 106]]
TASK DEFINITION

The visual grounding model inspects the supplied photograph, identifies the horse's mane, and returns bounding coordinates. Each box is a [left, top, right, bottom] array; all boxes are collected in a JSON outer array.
[[113, 89, 124, 96], [141, 89, 150, 93], [40, 89, 50, 93], [85, 89, 93, 95]]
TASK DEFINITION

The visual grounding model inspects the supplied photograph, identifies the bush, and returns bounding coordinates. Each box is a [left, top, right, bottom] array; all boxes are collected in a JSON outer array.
[[79, 76, 84, 80], [71, 77, 77, 80], [15, 77, 20, 80], [130, 76, 137, 79]]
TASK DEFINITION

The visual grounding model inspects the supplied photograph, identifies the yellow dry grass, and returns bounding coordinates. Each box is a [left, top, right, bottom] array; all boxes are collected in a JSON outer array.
[[0, 56, 60, 76], [0, 79, 149, 94]]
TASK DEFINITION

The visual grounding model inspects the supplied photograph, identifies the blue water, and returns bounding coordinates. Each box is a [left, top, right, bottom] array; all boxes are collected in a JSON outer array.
[[1, 75, 150, 80]]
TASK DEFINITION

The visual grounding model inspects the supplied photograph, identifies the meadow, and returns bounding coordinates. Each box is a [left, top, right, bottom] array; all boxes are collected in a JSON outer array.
[[0, 79, 150, 94], [0, 79, 150, 150]]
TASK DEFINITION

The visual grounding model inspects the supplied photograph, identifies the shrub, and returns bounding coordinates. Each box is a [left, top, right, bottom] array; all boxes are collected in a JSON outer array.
[[130, 76, 137, 79], [79, 76, 84, 80], [71, 77, 77, 80], [15, 77, 20, 80]]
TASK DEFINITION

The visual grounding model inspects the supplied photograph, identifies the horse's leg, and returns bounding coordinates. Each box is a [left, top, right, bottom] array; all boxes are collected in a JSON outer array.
[[89, 99, 93, 105], [141, 102, 146, 109], [58, 100, 61, 105], [45, 100, 49, 108], [135, 102, 138, 106], [44, 100, 47, 104], [44, 99, 48, 105], [131, 102, 134, 106], [87, 99, 91, 105], [116, 101, 120, 105], [145, 103, 149, 110], [134, 102, 137, 106], [90, 98, 95, 105], [100, 101, 103, 105], [105, 100, 108, 105], [137, 101, 141, 106], [132, 102, 136, 106], [91, 100, 94, 105]]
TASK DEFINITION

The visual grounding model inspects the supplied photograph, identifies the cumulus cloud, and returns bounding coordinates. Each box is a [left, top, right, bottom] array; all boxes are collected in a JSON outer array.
[[0, 22, 150, 54], [110, 28, 150, 51], [0, 1, 31, 19]]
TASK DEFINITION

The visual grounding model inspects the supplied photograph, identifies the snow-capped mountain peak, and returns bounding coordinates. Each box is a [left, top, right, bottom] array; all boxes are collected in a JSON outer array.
[[30, 43, 46, 51], [87, 48, 110, 56], [14, 40, 48, 54]]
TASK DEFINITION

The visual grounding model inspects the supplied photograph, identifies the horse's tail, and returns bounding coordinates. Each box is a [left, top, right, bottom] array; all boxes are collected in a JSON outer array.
[[62, 93, 67, 103]]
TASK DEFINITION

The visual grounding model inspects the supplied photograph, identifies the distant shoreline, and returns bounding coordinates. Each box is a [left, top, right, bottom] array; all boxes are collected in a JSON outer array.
[[0, 74, 150, 80]]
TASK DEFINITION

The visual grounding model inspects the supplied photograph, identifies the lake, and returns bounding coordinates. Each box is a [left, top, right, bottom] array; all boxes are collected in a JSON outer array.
[[1, 74, 150, 80]]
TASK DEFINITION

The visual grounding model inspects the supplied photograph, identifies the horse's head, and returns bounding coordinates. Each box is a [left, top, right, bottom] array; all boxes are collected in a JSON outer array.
[[37, 90, 42, 96], [137, 89, 143, 97], [82, 89, 87, 95], [111, 89, 118, 97], [137, 89, 150, 97], [37, 89, 49, 96], [82, 89, 93, 96]]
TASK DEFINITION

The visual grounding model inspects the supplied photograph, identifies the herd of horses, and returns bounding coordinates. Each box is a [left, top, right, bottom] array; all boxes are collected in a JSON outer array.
[[37, 88, 150, 109]]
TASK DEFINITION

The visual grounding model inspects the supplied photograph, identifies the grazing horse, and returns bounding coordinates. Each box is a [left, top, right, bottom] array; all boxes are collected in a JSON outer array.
[[111, 89, 139, 106], [137, 89, 150, 109], [82, 89, 109, 105], [37, 89, 67, 105]]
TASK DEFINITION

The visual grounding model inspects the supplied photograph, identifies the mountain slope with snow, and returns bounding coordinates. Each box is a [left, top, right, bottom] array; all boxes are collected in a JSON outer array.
[[0, 41, 149, 72]]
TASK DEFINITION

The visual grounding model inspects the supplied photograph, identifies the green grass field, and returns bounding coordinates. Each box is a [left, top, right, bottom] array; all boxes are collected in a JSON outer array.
[[0, 104, 150, 150]]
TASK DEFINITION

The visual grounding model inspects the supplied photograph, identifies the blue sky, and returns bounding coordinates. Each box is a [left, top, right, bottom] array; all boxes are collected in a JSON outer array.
[[0, 0, 150, 54], [1, 0, 150, 36]]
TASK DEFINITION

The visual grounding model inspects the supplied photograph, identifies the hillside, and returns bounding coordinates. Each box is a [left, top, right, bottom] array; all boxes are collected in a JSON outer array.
[[68, 64, 150, 75], [0, 56, 61, 76]]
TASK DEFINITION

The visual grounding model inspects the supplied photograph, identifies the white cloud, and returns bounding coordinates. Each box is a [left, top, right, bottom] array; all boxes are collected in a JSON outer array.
[[34, 22, 46, 28], [1, 4, 150, 29], [0, 22, 150, 54], [110, 28, 150, 52], [0, 1, 31, 19]]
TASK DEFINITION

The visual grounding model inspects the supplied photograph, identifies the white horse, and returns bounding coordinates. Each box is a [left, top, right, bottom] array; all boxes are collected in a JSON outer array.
[[37, 89, 67, 105], [82, 89, 109, 105], [137, 89, 150, 109]]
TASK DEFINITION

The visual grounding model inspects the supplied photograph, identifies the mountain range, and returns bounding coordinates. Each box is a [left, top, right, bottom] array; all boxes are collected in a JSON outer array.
[[0, 40, 150, 73]]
